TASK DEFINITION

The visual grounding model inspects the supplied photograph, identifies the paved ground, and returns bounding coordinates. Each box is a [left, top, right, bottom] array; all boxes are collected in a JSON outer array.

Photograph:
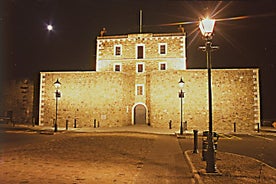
[[134, 135, 193, 183], [0, 128, 194, 183], [1, 123, 275, 183]]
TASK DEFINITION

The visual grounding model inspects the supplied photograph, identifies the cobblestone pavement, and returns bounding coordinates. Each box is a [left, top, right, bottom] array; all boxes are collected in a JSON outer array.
[[0, 132, 193, 183]]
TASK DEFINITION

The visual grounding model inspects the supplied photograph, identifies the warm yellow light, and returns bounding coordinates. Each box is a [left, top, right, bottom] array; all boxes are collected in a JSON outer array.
[[199, 18, 216, 37], [54, 79, 61, 89], [178, 77, 185, 89]]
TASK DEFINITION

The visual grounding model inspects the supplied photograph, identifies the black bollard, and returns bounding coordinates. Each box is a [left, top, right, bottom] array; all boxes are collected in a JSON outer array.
[[257, 123, 260, 133], [169, 120, 172, 129], [94, 119, 97, 128], [54, 119, 57, 132], [74, 119, 77, 128], [234, 122, 236, 133], [54, 122, 58, 132], [193, 130, 199, 154], [98, 121, 100, 128], [66, 120, 69, 130]]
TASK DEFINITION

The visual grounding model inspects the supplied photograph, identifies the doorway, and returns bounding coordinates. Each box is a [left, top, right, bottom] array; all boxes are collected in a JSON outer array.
[[134, 104, 146, 125]]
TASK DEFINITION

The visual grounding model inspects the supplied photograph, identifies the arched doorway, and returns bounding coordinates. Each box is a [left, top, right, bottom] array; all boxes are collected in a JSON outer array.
[[134, 104, 146, 125]]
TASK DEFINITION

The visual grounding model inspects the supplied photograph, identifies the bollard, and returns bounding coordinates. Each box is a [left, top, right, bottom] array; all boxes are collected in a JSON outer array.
[[74, 119, 77, 128], [257, 123, 260, 133], [234, 122, 236, 133], [184, 121, 187, 131], [32, 117, 35, 127], [193, 130, 199, 154], [94, 119, 97, 128], [54, 119, 57, 132], [54, 122, 58, 132], [98, 121, 100, 127], [169, 120, 172, 129], [66, 120, 69, 130]]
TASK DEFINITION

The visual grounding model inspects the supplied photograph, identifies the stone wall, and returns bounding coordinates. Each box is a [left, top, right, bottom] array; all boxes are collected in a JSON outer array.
[[39, 69, 260, 133], [148, 69, 260, 132], [212, 69, 260, 132], [96, 33, 186, 72], [2, 79, 34, 123], [39, 71, 134, 128], [148, 70, 208, 129]]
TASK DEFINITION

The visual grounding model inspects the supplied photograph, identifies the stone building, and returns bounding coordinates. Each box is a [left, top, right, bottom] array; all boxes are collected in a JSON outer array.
[[1, 79, 34, 123], [39, 32, 260, 133]]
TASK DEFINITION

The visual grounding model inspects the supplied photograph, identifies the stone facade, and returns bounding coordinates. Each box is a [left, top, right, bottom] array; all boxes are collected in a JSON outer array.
[[2, 79, 34, 123], [148, 69, 260, 132], [39, 72, 134, 128], [39, 32, 260, 133]]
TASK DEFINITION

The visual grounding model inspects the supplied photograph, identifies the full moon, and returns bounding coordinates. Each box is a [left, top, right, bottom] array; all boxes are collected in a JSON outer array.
[[47, 24, 53, 31]]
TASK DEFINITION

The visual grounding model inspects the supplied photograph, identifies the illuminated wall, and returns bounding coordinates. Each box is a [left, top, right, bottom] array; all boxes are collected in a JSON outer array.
[[39, 71, 134, 127], [95, 32, 187, 125], [148, 69, 260, 132], [96, 33, 187, 72], [39, 68, 260, 132]]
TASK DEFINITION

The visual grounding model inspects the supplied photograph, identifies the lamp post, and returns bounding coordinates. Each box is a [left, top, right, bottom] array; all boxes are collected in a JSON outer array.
[[54, 79, 61, 132], [199, 17, 219, 173], [178, 77, 185, 135]]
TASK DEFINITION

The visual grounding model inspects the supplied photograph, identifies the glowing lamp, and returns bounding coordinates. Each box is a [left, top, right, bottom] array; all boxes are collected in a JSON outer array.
[[178, 77, 185, 89], [199, 18, 216, 37], [54, 79, 61, 89]]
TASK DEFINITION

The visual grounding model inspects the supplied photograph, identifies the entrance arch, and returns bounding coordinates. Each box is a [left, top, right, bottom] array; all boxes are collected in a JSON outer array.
[[133, 103, 147, 125]]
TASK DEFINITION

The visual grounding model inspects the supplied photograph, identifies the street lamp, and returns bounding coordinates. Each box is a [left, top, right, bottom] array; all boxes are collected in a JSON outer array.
[[199, 17, 219, 173], [54, 79, 61, 132], [178, 77, 185, 135]]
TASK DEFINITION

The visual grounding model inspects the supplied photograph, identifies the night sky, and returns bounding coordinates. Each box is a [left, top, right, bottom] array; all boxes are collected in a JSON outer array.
[[1, 0, 276, 119]]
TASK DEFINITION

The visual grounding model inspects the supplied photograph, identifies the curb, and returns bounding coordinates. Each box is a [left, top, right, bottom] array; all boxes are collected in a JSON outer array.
[[184, 150, 204, 184], [223, 152, 276, 171]]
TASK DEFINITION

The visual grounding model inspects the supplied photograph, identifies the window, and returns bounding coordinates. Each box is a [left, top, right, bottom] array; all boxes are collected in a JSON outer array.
[[159, 62, 167, 70], [136, 63, 144, 73], [159, 43, 167, 55], [136, 84, 144, 95], [114, 45, 122, 56], [137, 44, 144, 59], [114, 63, 121, 72]]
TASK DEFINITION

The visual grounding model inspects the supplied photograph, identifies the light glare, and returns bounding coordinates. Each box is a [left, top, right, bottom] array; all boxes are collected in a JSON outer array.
[[199, 18, 216, 37]]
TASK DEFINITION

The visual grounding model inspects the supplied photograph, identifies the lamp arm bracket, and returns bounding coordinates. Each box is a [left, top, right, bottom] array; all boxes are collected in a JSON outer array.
[[199, 46, 206, 51], [211, 45, 219, 52]]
